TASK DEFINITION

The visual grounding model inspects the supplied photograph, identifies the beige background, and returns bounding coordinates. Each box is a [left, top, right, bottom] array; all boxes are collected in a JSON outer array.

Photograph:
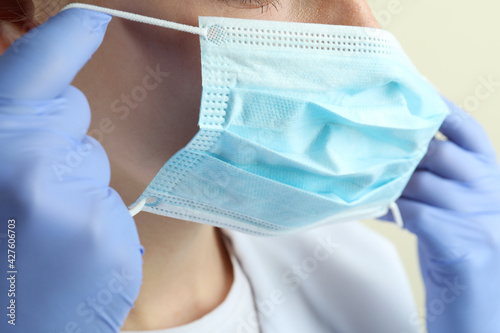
[[362, 0, 500, 331]]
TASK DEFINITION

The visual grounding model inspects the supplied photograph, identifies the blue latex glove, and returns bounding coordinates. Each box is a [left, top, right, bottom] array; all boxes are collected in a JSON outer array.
[[0, 8, 143, 332], [381, 98, 500, 333]]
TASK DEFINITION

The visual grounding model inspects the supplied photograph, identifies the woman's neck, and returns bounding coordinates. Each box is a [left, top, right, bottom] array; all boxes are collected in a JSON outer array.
[[121, 213, 234, 331]]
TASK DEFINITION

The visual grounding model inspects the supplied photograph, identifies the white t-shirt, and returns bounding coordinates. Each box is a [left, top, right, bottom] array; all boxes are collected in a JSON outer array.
[[121, 221, 422, 333]]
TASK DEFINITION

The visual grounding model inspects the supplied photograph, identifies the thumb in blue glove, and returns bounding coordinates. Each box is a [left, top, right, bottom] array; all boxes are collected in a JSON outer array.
[[0, 8, 144, 332]]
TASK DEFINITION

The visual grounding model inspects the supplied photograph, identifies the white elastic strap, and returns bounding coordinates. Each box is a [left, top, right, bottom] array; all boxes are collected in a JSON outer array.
[[61, 3, 208, 37], [389, 201, 404, 229], [128, 198, 147, 217]]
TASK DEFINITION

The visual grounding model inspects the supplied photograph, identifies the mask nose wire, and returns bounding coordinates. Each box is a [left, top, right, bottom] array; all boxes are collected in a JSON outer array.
[[61, 3, 209, 38]]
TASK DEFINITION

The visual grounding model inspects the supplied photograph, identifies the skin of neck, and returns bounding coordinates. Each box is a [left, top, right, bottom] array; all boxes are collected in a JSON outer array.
[[122, 211, 234, 330]]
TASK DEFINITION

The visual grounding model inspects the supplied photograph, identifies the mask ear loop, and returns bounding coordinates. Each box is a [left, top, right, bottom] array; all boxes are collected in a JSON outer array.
[[128, 198, 147, 217], [389, 201, 404, 229], [61, 3, 209, 38]]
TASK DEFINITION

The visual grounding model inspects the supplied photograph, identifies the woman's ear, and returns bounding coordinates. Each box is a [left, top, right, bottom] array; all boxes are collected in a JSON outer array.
[[0, 0, 38, 55]]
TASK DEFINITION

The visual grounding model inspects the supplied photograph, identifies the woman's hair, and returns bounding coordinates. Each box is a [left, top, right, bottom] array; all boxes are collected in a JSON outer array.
[[1, 0, 64, 26]]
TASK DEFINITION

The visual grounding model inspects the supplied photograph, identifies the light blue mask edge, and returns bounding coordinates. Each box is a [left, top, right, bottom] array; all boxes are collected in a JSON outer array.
[[140, 195, 391, 237]]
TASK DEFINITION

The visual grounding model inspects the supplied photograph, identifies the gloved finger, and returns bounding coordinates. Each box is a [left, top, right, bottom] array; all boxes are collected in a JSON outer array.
[[0, 86, 91, 140], [418, 138, 488, 182], [0, 8, 111, 101], [48, 135, 111, 186], [439, 96, 496, 157], [401, 170, 484, 212], [392, 198, 473, 256], [48, 85, 91, 140]]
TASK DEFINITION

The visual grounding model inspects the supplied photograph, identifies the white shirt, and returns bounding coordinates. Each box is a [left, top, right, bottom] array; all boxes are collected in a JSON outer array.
[[122, 221, 421, 333]]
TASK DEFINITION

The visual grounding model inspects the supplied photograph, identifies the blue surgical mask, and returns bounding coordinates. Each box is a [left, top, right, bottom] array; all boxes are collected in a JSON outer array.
[[64, 4, 449, 236]]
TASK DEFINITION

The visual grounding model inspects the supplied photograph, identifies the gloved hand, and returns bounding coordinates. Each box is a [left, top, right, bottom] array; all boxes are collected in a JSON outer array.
[[381, 98, 500, 333], [0, 8, 143, 332]]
